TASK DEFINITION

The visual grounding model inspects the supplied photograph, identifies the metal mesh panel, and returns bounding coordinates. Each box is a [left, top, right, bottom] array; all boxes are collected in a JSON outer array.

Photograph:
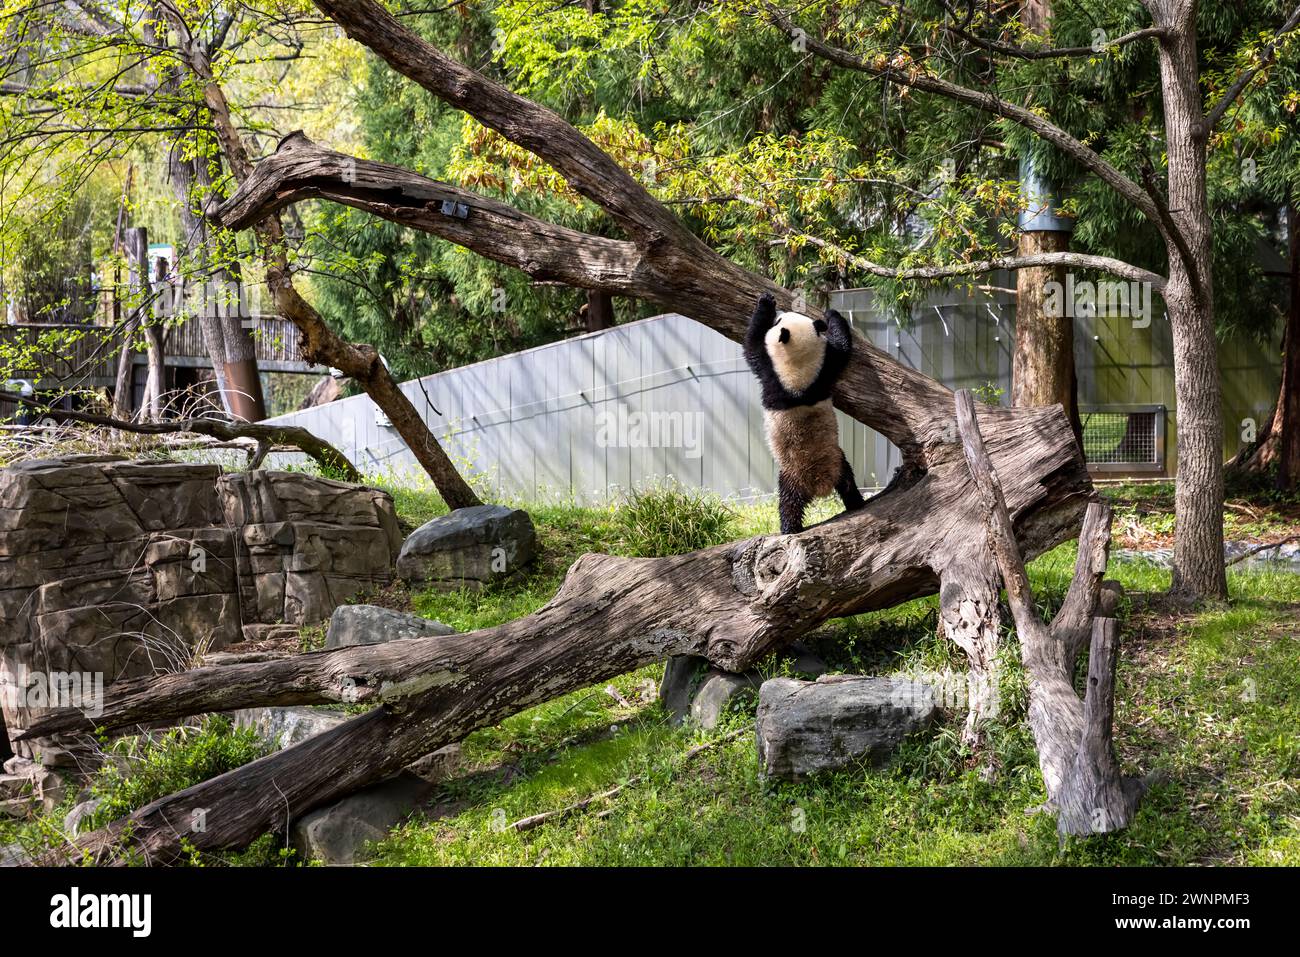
[[1081, 409, 1159, 466]]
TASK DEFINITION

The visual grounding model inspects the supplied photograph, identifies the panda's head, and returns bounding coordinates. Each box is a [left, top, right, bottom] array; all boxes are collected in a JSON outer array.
[[765, 310, 829, 394]]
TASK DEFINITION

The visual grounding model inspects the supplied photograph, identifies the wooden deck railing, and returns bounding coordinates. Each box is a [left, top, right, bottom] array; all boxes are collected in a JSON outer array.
[[0, 315, 310, 386]]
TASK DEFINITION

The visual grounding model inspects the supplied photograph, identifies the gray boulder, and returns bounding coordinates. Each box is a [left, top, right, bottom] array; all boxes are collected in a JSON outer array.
[[397, 505, 536, 590], [659, 656, 708, 723], [756, 675, 939, 780], [325, 604, 455, 650], [661, 647, 827, 728], [290, 771, 436, 865], [405, 743, 462, 782]]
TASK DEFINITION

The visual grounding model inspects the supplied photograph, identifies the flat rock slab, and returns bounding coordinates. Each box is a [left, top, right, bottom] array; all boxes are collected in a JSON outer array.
[[325, 604, 456, 649], [397, 505, 536, 591], [756, 675, 939, 780]]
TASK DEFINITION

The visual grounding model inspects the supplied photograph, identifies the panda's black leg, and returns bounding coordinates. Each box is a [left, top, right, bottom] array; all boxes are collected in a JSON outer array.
[[777, 473, 809, 534], [836, 454, 867, 513]]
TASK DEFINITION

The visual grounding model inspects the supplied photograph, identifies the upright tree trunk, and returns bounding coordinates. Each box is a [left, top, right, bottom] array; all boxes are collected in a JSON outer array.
[[586, 289, 613, 332], [1153, 5, 1227, 601], [1277, 203, 1300, 489], [1013, 0, 1082, 447], [162, 80, 267, 422], [1232, 202, 1300, 484], [110, 262, 140, 420], [125, 228, 165, 421], [1014, 231, 1080, 441]]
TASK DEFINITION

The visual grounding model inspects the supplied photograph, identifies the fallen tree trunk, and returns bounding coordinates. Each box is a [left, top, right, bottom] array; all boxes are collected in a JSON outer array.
[[955, 389, 1143, 835]]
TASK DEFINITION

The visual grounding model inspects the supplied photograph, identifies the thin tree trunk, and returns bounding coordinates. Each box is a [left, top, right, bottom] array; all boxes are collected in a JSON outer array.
[[174, 32, 479, 506], [586, 289, 613, 332], [1277, 203, 1300, 489], [124, 227, 165, 421]]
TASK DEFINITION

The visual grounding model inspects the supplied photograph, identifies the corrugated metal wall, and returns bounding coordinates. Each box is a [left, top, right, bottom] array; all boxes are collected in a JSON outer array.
[[263, 285, 1281, 500]]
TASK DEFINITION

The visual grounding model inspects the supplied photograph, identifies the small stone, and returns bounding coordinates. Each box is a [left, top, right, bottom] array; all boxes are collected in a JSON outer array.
[[0, 842, 33, 867], [2, 756, 34, 776], [0, 798, 31, 819], [233, 706, 349, 750], [405, 743, 462, 782], [659, 656, 708, 724], [325, 604, 456, 650], [33, 769, 65, 812], [63, 798, 101, 835], [0, 774, 30, 800], [38, 746, 80, 770]]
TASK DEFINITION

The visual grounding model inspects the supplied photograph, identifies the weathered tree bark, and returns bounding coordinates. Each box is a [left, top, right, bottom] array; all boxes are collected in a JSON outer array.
[[1280, 205, 1300, 490], [585, 290, 614, 332], [1149, 1, 1227, 601], [1014, 223, 1081, 447], [954, 389, 1143, 835]]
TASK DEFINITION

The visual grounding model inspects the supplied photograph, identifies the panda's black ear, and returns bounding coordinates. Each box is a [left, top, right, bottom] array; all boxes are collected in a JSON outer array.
[[813, 318, 828, 334]]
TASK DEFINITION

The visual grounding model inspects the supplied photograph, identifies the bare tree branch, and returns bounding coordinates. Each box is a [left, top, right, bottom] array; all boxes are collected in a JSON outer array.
[[0, 391, 362, 480]]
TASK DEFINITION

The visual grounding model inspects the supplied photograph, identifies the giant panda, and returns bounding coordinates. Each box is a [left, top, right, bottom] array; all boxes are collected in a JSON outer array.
[[743, 292, 866, 534]]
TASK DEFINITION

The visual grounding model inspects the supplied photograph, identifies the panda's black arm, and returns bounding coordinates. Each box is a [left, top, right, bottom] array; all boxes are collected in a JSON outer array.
[[745, 293, 777, 362], [823, 308, 853, 356]]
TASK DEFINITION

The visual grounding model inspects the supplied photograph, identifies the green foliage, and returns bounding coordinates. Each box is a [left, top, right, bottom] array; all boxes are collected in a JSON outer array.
[[614, 479, 737, 557], [87, 716, 270, 831]]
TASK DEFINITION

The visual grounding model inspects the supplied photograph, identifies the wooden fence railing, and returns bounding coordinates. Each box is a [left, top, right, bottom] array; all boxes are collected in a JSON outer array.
[[0, 315, 308, 386]]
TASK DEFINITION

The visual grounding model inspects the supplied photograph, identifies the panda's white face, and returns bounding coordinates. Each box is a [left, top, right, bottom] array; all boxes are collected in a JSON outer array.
[[765, 310, 828, 394]]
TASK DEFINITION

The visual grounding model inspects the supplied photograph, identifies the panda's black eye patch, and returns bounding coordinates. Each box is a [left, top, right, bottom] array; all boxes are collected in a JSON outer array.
[[813, 318, 828, 334], [778, 327, 791, 344]]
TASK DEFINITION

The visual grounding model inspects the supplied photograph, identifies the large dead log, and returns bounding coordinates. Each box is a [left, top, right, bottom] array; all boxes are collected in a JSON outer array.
[[954, 389, 1144, 835]]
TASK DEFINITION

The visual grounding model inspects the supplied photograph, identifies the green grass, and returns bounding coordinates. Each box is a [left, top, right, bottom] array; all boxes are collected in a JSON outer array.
[[362, 482, 1300, 866], [7, 476, 1294, 867]]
